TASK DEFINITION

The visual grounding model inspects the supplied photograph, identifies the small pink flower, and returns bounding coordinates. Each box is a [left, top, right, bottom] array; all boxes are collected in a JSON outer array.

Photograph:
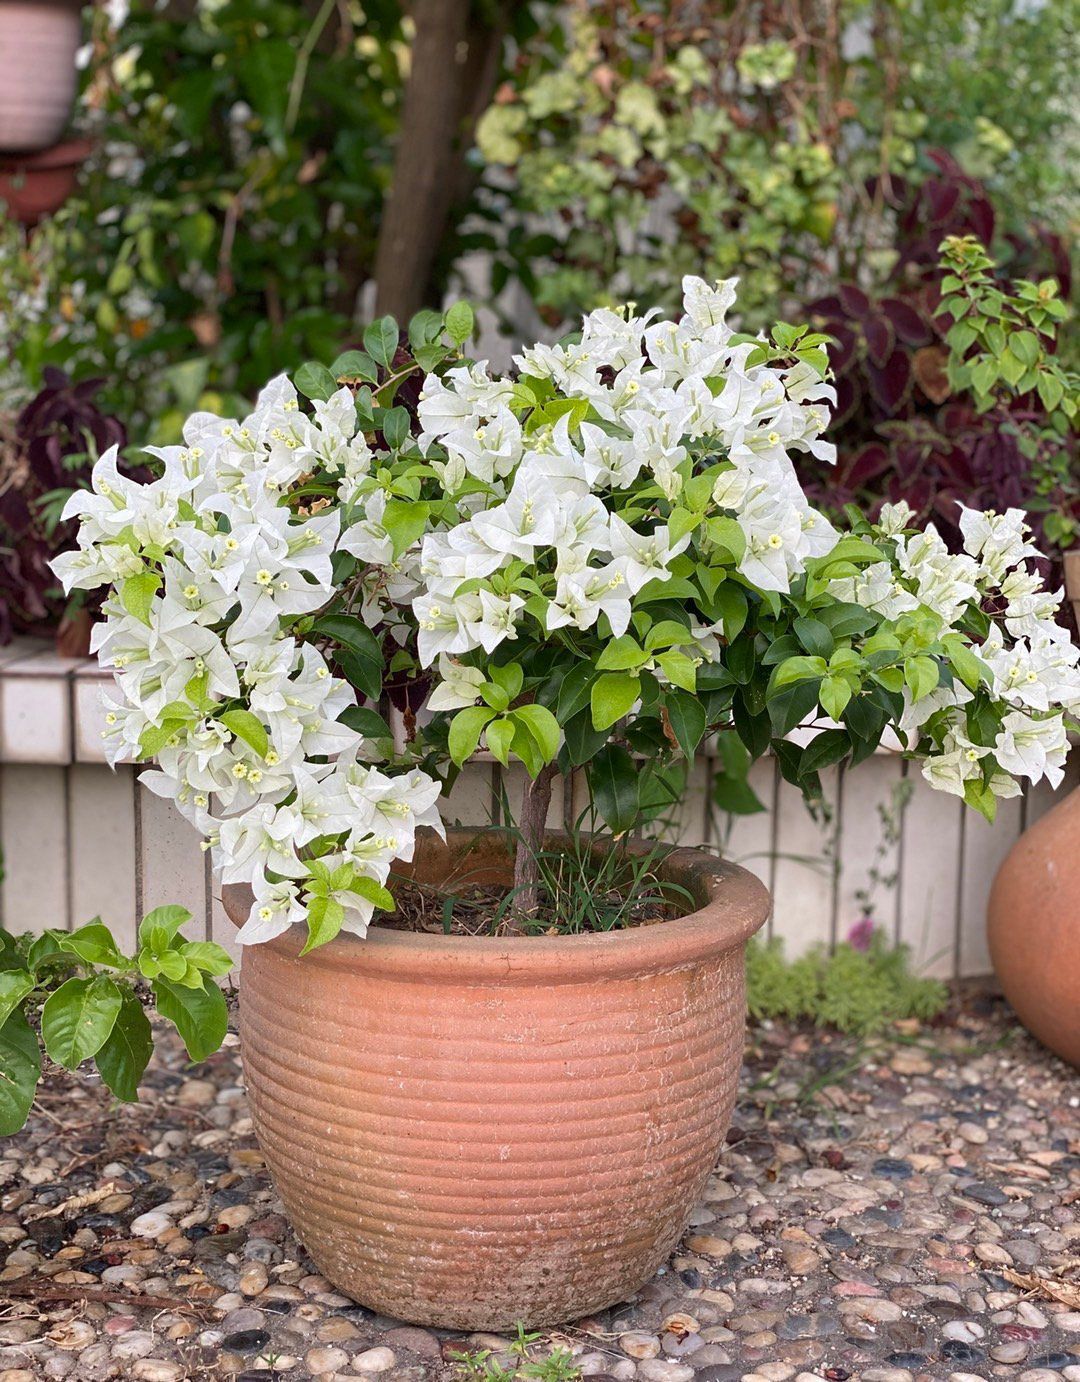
[[847, 917, 876, 951]]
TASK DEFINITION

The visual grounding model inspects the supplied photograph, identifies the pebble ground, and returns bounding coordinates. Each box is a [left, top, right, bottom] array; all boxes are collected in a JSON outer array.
[[1, 993, 1078, 1382]]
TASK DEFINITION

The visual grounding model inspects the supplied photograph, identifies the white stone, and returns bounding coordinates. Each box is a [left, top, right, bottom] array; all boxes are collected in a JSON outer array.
[[352, 1347, 397, 1374]]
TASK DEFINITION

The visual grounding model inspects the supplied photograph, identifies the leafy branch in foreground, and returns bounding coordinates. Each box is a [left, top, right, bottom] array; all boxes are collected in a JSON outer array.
[[0, 908, 232, 1136]]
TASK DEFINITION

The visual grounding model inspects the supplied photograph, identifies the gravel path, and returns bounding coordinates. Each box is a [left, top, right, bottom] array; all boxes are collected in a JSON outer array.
[[1, 995, 1078, 1382]]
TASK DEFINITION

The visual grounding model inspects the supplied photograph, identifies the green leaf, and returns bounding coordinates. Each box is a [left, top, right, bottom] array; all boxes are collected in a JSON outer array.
[[56, 921, 125, 969], [800, 729, 850, 776], [561, 708, 608, 767], [706, 516, 746, 563], [121, 573, 160, 627], [712, 770, 766, 815], [556, 663, 596, 722], [768, 678, 822, 737], [591, 673, 641, 731], [449, 705, 495, 766], [300, 896, 346, 956], [138, 904, 192, 954], [364, 316, 399, 370], [0, 1009, 41, 1135], [41, 976, 123, 1070], [769, 655, 829, 691], [588, 745, 639, 835], [310, 615, 383, 700], [445, 300, 475, 346], [178, 942, 233, 978], [942, 635, 987, 693], [294, 361, 337, 402], [510, 704, 562, 764], [485, 717, 514, 767], [381, 498, 429, 557], [0, 971, 34, 1028], [152, 976, 228, 1063], [819, 675, 853, 720], [666, 691, 707, 758], [904, 655, 940, 702], [794, 615, 835, 658], [381, 407, 410, 450], [330, 350, 378, 383], [1037, 371, 1065, 411], [219, 709, 269, 759], [656, 650, 697, 693], [338, 705, 393, 740], [349, 876, 395, 911], [95, 986, 153, 1103], [596, 635, 647, 671]]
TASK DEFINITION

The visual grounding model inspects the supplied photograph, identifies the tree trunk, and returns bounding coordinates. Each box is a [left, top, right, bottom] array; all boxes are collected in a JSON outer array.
[[510, 763, 558, 927], [373, 0, 508, 321]]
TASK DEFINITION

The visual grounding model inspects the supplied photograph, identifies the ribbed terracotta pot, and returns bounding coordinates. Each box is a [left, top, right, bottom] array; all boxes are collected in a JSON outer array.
[[987, 786, 1080, 1069], [222, 829, 770, 1330], [0, 1, 82, 154]]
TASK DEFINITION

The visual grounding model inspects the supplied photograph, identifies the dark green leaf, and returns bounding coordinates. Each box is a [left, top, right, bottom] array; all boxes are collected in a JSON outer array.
[[666, 691, 707, 758], [338, 705, 393, 740], [152, 976, 228, 1063], [95, 986, 153, 1103], [0, 1009, 41, 1135], [588, 745, 639, 834], [364, 316, 399, 369]]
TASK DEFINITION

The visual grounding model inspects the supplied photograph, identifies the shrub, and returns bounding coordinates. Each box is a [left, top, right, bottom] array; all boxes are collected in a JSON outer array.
[[53, 278, 1080, 953]]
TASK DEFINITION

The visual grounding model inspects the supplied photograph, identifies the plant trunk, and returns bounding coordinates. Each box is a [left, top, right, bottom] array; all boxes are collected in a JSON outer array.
[[510, 763, 557, 926], [373, 0, 508, 321]]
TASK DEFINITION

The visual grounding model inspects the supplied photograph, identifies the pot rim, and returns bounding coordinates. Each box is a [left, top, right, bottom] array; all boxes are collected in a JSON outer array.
[[222, 827, 771, 984]]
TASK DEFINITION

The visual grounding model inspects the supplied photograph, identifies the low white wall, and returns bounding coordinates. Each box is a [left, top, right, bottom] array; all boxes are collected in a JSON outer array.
[[0, 639, 1072, 977]]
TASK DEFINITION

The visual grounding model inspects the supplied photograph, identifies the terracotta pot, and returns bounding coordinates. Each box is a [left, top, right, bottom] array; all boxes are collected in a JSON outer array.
[[987, 786, 1080, 1068], [0, 138, 92, 227], [223, 829, 770, 1329], [0, 1, 83, 154]]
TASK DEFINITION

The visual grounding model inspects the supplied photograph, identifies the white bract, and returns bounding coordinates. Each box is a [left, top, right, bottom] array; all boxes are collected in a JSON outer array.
[[57, 277, 1079, 950]]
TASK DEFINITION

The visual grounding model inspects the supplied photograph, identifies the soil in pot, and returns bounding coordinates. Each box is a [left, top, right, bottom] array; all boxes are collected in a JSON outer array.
[[223, 828, 770, 1330]]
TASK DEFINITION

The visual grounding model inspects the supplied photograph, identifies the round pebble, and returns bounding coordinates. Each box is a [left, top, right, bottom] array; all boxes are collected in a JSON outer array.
[[352, 1347, 397, 1374]]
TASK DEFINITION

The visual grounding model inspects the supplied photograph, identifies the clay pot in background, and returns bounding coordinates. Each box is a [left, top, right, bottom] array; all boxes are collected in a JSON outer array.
[[0, 1, 83, 154], [223, 828, 770, 1329], [987, 786, 1080, 1068], [0, 138, 92, 227]]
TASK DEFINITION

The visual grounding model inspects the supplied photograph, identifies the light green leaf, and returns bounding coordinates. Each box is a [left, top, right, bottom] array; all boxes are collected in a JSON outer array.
[[445, 300, 475, 346], [95, 986, 153, 1103], [596, 636, 647, 672], [590, 673, 641, 731], [904, 655, 940, 703], [349, 876, 395, 911], [41, 976, 123, 1070], [138, 904, 192, 954], [510, 703, 561, 764], [0, 971, 34, 1028], [56, 921, 125, 969], [485, 717, 514, 767], [449, 705, 495, 766], [121, 573, 160, 627], [219, 709, 268, 759], [178, 942, 233, 978], [819, 675, 853, 720], [656, 650, 697, 693], [300, 896, 346, 956]]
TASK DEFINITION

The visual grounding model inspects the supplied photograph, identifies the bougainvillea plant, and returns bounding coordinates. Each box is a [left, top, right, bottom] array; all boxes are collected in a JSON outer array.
[[55, 279, 1080, 954], [0, 369, 133, 649]]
